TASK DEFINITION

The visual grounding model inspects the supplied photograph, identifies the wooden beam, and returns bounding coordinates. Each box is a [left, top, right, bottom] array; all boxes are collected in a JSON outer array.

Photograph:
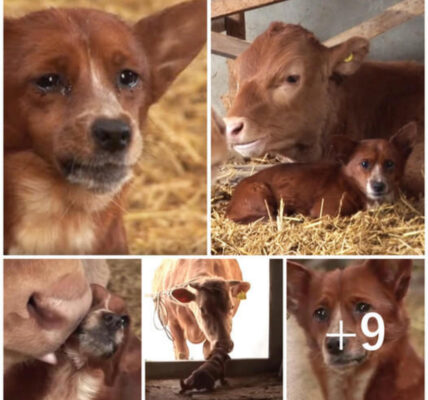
[[212, 0, 424, 58], [225, 12, 246, 39], [212, 0, 285, 19], [325, 0, 424, 47], [212, 31, 250, 59]]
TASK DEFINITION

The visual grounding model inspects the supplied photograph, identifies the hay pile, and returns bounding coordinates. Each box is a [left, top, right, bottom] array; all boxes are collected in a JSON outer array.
[[212, 160, 425, 256], [5, 0, 207, 255], [107, 259, 142, 338]]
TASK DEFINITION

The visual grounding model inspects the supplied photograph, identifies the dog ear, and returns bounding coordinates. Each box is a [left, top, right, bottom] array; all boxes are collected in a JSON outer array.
[[134, 0, 206, 103], [390, 121, 418, 160], [287, 261, 313, 314], [366, 259, 412, 301], [329, 135, 359, 164], [328, 37, 369, 76]]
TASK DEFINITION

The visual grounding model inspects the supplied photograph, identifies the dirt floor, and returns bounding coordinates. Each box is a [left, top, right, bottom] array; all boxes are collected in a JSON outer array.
[[146, 374, 283, 400], [5, 0, 207, 255]]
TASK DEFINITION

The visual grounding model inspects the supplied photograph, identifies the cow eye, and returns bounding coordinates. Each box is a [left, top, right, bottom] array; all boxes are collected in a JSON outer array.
[[355, 302, 371, 314], [360, 160, 370, 169], [384, 160, 395, 169], [118, 69, 139, 88], [286, 74, 300, 84], [313, 307, 329, 321], [35, 73, 64, 92]]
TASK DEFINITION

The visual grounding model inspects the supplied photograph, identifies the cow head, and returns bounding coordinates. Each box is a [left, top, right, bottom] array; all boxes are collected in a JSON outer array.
[[225, 23, 369, 161], [171, 278, 251, 353]]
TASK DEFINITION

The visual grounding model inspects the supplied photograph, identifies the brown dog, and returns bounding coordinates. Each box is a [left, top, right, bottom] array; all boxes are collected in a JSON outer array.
[[4, 259, 92, 372], [4, 284, 141, 400], [227, 122, 417, 223], [287, 260, 424, 400], [180, 345, 231, 393], [4, 0, 206, 254]]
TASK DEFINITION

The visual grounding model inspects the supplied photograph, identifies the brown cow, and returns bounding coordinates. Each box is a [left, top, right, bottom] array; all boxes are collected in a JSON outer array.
[[152, 259, 250, 360], [224, 23, 424, 196]]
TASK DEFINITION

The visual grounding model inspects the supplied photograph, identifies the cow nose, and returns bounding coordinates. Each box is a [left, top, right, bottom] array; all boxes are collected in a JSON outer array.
[[370, 180, 386, 193], [224, 117, 245, 137], [326, 337, 347, 355], [102, 312, 123, 330], [92, 118, 131, 152]]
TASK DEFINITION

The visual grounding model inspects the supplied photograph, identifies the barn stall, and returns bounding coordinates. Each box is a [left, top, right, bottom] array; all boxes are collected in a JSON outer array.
[[211, 0, 424, 255], [144, 258, 283, 400]]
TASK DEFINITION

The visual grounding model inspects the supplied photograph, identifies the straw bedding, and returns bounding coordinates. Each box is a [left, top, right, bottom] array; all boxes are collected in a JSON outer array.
[[211, 158, 425, 256], [5, 0, 207, 255]]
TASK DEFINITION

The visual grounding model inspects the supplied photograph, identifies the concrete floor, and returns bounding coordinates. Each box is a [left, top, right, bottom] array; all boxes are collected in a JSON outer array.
[[146, 374, 282, 400]]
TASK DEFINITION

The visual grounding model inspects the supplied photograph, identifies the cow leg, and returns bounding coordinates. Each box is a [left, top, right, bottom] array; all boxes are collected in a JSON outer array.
[[203, 340, 212, 359], [226, 181, 276, 223], [170, 321, 189, 360]]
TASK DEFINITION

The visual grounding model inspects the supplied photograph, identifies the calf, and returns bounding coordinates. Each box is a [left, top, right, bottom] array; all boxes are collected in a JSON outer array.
[[224, 23, 424, 196], [4, 0, 206, 254], [227, 122, 416, 223], [3, 259, 92, 372], [152, 259, 250, 359]]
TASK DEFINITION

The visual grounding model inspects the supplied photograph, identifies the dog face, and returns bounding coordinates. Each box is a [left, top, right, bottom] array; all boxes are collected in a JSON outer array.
[[73, 284, 129, 360], [287, 260, 412, 370], [331, 122, 417, 203], [3, 259, 92, 370], [4, 1, 206, 194]]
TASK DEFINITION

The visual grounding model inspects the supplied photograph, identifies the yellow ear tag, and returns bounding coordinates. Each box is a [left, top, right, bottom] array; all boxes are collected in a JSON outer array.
[[237, 291, 247, 300], [344, 53, 354, 63]]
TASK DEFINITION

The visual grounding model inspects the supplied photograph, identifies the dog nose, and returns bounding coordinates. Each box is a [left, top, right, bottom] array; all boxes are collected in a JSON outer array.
[[224, 117, 245, 138], [92, 118, 131, 152], [370, 180, 386, 193], [326, 337, 347, 355], [102, 312, 124, 330]]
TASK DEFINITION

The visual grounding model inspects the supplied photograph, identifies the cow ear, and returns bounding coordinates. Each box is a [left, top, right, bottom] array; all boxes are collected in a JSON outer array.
[[329, 37, 369, 76], [330, 135, 358, 164], [287, 261, 312, 314], [229, 281, 251, 297], [366, 259, 412, 301], [390, 121, 418, 159], [172, 288, 196, 303], [133, 0, 206, 103]]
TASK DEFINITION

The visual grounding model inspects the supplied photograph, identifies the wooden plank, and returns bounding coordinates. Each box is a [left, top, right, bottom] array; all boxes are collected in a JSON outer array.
[[325, 0, 424, 47], [225, 12, 246, 39], [211, 17, 225, 32], [212, 0, 424, 58], [212, 0, 285, 18], [212, 31, 250, 58]]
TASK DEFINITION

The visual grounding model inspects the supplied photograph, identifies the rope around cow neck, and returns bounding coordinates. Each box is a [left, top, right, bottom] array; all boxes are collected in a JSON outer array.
[[150, 277, 202, 342]]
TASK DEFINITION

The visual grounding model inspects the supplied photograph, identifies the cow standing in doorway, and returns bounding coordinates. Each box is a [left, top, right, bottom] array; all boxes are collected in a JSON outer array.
[[224, 23, 424, 197], [152, 259, 250, 360]]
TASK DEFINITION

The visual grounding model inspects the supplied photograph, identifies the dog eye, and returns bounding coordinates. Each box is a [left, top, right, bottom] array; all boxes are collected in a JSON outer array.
[[35, 73, 64, 93], [360, 160, 370, 169], [384, 160, 395, 169], [355, 302, 371, 314], [118, 69, 139, 88], [286, 75, 300, 84], [313, 307, 329, 321], [121, 315, 130, 327]]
